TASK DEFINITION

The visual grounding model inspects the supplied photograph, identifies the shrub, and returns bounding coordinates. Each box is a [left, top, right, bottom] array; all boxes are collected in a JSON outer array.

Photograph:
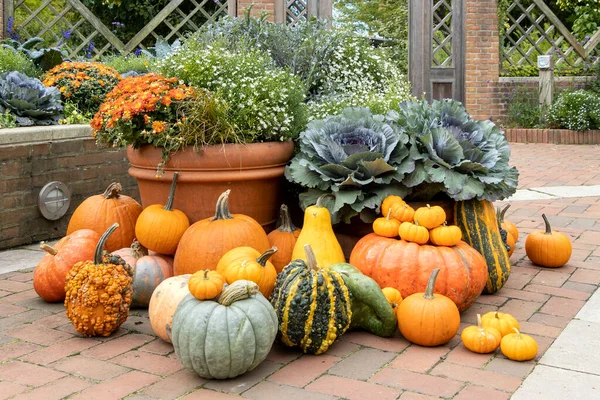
[[102, 54, 154, 75], [43, 61, 122, 115], [548, 89, 600, 130], [503, 84, 543, 128], [156, 40, 308, 143], [0, 47, 41, 78], [0, 110, 17, 129]]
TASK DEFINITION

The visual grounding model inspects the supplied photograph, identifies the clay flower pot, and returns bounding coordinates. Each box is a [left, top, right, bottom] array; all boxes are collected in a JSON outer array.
[[127, 141, 295, 228]]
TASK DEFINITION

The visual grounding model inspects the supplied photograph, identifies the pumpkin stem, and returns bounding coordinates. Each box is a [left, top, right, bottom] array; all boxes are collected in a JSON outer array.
[[218, 280, 259, 306], [499, 204, 510, 223], [542, 214, 553, 235], [94, 223, 119, 264], [315, 193, 335, 209], [386, 209, 392, 220], [476, 313, 483, 330], [512, 327, 521, 337], [257, 247, 278, 267], [203, 269, 210, 279], [304, 244, 319, 271], [276, 204, 297, 233], [102, 182, 122, 199], [164, 172, 179, 211], [423, 268, 440, 300], [212, 190, 233, 221], [40, 242, 58, 256], [130, 239, 148, 259]]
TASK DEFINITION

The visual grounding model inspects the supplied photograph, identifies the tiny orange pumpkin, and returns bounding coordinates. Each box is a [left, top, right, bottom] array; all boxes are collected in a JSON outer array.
[[461, 314, 502, 354], [382, 287, 403, 308], [500, 328, 538, 361], [216, 246, 278, 298], [373, 210, 401, 238], [414, 204, 446, 229], [398, 220, 429, 245], [480, 311, 520, 337], [188, 269, 226, 300], [525, 214, 572, 267], [429, 222, 462, 246]]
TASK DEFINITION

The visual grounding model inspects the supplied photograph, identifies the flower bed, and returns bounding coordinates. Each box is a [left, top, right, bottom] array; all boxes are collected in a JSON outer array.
[[504, 128, 600, 144]]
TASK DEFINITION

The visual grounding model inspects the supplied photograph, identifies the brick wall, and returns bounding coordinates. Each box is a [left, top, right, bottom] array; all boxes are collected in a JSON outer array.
[[237, 0, 276, 20], [464, 0, 501, 121], [0, 127, 138, 250], [0, 0, 4, 40]]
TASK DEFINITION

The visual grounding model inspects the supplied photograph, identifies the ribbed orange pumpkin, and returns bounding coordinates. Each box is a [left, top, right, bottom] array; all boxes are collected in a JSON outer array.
[[173, 190, 270, 275], [135, 172, 190, 255], [349, 233, 488, 312], [267, 204, 301, 272], [216, 246, 278, 298], [33, 230, 101, 302], [525, 214, 572, 267], [112, 240, 174, 308], [67, 182, 142, 252], [148, 274, 191, 343]]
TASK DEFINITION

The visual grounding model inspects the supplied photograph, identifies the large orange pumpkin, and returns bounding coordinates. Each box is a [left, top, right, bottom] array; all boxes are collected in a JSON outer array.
[[173, 190, 270, 275], [33, 230, 101, 302], [148, 274, 191, 343], [267, 204, 301, 272], [349, 233, 488, 312], [135, 172, 190, 255], [112, 240, 174, 308], [67, 182, 142, 252]]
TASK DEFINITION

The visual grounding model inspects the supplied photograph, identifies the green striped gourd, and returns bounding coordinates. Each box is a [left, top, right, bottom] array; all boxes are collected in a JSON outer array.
[[454, 200, 511, 294], [270, 245, 352, 355]]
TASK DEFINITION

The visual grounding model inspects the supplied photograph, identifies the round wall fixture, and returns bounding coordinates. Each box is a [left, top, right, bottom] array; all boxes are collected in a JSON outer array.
[[38, 181, 71, 220]]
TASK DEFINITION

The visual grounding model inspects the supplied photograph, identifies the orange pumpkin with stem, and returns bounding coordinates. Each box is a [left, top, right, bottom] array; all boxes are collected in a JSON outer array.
[[500, 328, 538, 361], [33, 229, 101, 302], [396, 268, 460, 346], [373, 210, 401, 238], [216, 246, 278, 298], [173, 190, 270, 275], [429, 222, 462, 246], [480, 311, 520, 337], [414, 204, 446, 229], [382, 287, 403, 308], [267, 204, 301, 272], [67, 182, 142, 252], [188, 269, 226, 300], [525, 214, 572, 267], [398, 220, 429, 244], [135, 172, 190, 255], [461, 314, 502, 353]]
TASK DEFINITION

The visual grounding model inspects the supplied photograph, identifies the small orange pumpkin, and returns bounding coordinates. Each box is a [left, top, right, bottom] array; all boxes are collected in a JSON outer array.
[[461, 314, 502, 354], [396, 268, 461, 346], [381, 195, 405, 219], [382, 287, 403, 308], [480, 311, 520, 337], [525, 214, 572, 267], [429, 222, 462, 246], [216, 246, 278, 298], [500, 328, 538, 361], [414, 204, 446, 229], [267, 204, 301, 272], [67, 182, 143, 252], [135, 172, 190, 255], [398, 221, 429, 245], [188, 269, 226, 300], [373, 210, 401, 238]]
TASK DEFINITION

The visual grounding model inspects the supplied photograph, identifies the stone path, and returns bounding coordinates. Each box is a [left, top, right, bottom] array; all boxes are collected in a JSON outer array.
[[0, 143, 599, 399]]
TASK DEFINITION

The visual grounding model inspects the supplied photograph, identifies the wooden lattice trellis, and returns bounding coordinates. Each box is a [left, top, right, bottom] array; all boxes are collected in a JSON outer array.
[[5, 0, 235, 59], [501, 0, 600, 70], [432, 0, 453, 67], [275, 0, 331, 26]]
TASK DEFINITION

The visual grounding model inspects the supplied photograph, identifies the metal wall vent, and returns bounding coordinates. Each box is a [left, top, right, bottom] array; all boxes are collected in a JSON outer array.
[[38, 181, 71, 220]]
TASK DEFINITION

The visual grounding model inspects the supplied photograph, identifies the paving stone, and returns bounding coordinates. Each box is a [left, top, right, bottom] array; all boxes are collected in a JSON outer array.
[[430, 362, 523, 392], [561, 281, 597, 294], [370, 367, 463, 398], [0, 289, 40, 304], [389, 345, 448, 373], [138, 338, 174, 356], [306, 375, 401, 400], [484, 357, 536, 378], [341, 331, 410, 352], [324, 340, 361, 358], [453, 384, 511, 400], [4, 323, 72, 346], [528, 312, 571, 328], [112, 350, 184, 376], [181, 389, 242, 399], [530, 270, 571, 288], [0, 303, 28, 317], [518, 320, 563, 338], [540, 319, 600, 374], [70, 371, 160, 400], [20, 337, 100, 365], [81, 333, 154, 360], [0, 340, 40, 364], [575, 287, 600, 323], [15, 297, 65, 313], [0, 279, 34, 293], [540, 297, 586, 318], [499, 299, 544, 321], [141, 369, 206, 399], [443, 343, 495, 368], [204, 360, 281, 394], [32, 312, 70, 328], [398, 393, 440, 400], [265, 345, 302, 364], [512, 365, 600, 400], [0, 360, 67, 387], [524, 283, 590, 300], [0, 381, 28, 400], [328, 348, 395, 381], [269, 354, 340, 387], [575, 231, 600, 245], [7, 272, 34, 282], [52, 355, 130, 381], [243, 381, 337, 400], [10, 375, 93, 400], [120, 315, 155, 336], [569, 269, 600, 285]]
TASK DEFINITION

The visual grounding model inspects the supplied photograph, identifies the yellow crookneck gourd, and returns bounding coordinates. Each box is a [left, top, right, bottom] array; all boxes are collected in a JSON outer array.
[[291, 195, 345, 268]]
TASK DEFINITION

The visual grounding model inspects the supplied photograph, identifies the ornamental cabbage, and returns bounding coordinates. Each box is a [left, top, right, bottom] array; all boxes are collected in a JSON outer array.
[[286, 108, 414, 223], [387, 99, 519, 202], [0, 71, 63, 126]]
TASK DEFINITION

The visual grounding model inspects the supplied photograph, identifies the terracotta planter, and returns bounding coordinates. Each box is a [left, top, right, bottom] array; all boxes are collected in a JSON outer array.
[[334, 199, 457, 260], [127, 141, 295, 228]]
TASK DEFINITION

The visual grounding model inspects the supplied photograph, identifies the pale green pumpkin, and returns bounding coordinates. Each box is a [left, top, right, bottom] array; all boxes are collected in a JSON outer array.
[[171, 280, 278, 379]]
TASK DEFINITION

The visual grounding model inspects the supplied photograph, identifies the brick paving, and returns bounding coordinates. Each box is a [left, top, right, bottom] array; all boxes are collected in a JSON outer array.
[[0, 143, 599, 399]]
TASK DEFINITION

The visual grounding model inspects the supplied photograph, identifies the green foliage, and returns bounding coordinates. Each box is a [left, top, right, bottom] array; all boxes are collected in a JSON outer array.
[[0, 47, 41, 78], [286, 107, 412, 223], [503, 84, 544, 128], [59, 102, 92, 125], [548, 89, 600, 130], [102, 54, 154, 74], [0, 110, 17, 129], [156, 39, 308, 143], [2, 37, 68, 72], [0, 71, 63, 126]]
